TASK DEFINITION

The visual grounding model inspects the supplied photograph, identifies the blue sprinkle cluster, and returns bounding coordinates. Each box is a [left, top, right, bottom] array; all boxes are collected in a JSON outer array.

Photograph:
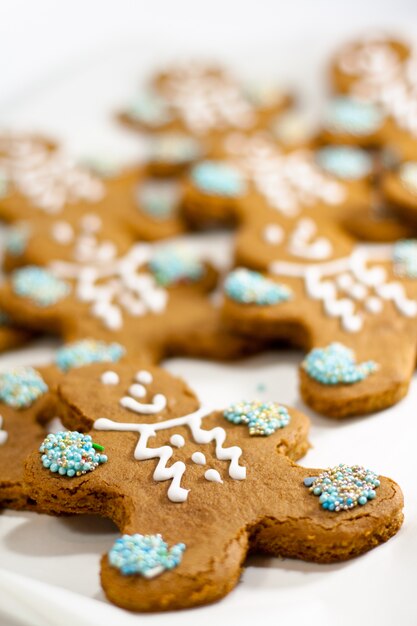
[[316, 146, 373, 180], [136, 179, 180, 220], [12, 266, 70, 306], [5, 225, 29, 256], [302, 342, 377, 385], [393, 239, 417, 278], [40, 431, 107, 476], [108, 534, 186, 577], [149, 133, 202, 165], [324, 97, 384, 136], [149, 246, 204, 286], [56, 339, 125, 372], [191, 160, 246, 197], [304, 464, 380, 511], [128, 91, 171, 126], [0, 367, 48, 408], [224, 268, 292, 305], [224, 400, 290, 436]]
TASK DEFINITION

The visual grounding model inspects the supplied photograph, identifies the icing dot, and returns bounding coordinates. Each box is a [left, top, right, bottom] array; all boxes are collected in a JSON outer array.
[[170, 434, 185, 448], [149, 246, 205, 287], [0, 415, 8, 445], [365, 296, 383, 314], [51, 221, 74, 244], [224, 400, 290, 436], [316, 146, 373, 180], [302, 342, 377, 385], [399, 162, 417, 195], [148, 133, 202, 165], [40, 431, 107, 476], [263, 224, 284, 245], [305, 464, 380, 512], [12, 266, 70, 306], [191, 160, 246, 197], [0, 367, 48, 409], [129, 384, 146, 398], [224, 268, 292, 305], [204, 469, 223, 483], [108, 533, 185, 577], [191, 451, 206, 465], [393, 239, 417, 278], [324, 97, 384, 136], [55, 339, 125, 372], [101, 371, 120, 385], [135, 370, 153, 385], [80, 214, 102, 233]]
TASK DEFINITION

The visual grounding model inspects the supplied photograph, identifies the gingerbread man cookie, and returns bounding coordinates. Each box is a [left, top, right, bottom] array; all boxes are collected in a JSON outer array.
[[23, 362, 403, 612], [0, 338, 126, 509]]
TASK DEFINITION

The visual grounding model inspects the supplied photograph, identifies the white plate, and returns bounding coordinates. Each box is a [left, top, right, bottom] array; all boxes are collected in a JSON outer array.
[[1, 22, 417, 626]]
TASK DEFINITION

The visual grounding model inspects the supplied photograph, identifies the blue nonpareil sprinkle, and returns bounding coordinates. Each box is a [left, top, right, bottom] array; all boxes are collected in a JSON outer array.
[[223, 400, 291, 436], [12, 266, 70, 306], [108, 533, 186, 577], [191, 160, 246, 197], [149, 246, 204, 286], [305, 464, 380, 512], [302, 342, 377, 385], [55, 339, 125, 372], [316, 146, 373, 180], [224, 268, 292, 305], [0, 367, 48, 409], [40, 431, 107, 476]]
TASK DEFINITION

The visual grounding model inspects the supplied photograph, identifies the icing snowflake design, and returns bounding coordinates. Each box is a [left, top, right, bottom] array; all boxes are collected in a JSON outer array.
[[55, 339, 125, 372], [94, 370, 246, 502], [50, 244, 170, 331], [302, 343, 377, 385], [271, 247, 417, 333], [0, 135, 104, 214], [337, 38, 417, 137], [0, 415, 8, 445], [12, 266, 70, 306], [0, 367, 48, 409], [225, 268, 292, 305], [223, 401, 290, 435], [40, 431, 107, 476], [224, 134, 346, 216], [109, 534, 185, 578], [393, 239, 417, 278], [191, 160, 246, 197], [304, 464, 380, 511], [158, 64, 256, 133], [323, 96, 384, 135]]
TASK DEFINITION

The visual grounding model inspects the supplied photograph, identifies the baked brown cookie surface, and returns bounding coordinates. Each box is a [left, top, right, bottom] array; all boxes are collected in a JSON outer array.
[[23, 362, 402, 612]]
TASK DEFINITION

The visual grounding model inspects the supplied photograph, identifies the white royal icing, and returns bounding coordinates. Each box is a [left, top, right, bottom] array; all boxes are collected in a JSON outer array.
[[0, 135, 105, 213], [288, 218, 333, 260], [120, 371, 167, 415], [224, 133, 346, 216], [50, 244, 168, 331], [0, 415, 7, 446], [51, 221, 74, 245], [263, 224, 284, 245], [191, 451, 206, 465], [271, 246, 417, 332], [136, 370, 153, 385], [204, 468, 223, 483], [170, 434, 185, 448], [94, 405, 246, 503], [101, 371, 120, 385]]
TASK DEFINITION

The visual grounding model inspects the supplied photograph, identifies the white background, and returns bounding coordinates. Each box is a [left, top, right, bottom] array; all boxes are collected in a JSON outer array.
[[1, 2, 417, 625]]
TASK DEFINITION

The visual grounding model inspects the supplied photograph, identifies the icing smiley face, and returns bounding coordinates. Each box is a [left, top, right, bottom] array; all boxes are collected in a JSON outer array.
[[302, 343, 377, 385]]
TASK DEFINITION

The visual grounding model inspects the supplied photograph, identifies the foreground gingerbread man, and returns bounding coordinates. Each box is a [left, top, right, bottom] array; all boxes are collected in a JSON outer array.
[[24, 362, 403, 612]]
